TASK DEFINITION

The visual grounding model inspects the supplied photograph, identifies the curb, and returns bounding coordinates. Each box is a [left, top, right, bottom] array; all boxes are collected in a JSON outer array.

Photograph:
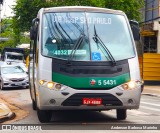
[[0, 103, 16, 123], [0, 112, 16, 123]]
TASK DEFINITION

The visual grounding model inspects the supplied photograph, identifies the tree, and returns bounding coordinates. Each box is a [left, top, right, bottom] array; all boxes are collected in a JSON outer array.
[[103, 0, 144, 21], [12, 0, 51, 44], [0, 19, 15, 52], [0, 18, 30, 52]]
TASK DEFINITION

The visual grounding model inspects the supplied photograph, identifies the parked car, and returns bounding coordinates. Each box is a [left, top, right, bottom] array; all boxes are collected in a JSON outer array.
[[0, 64, 29, 90], [17, 63, 28, 73]]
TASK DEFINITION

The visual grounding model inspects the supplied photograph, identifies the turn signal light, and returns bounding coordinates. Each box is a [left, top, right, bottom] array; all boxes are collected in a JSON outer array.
[[122, 84, 128, 90], [39, 80, 45, 85], [55, 84, 62, 90]]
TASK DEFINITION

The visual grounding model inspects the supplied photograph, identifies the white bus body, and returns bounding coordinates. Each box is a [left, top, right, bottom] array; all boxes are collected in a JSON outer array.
[[29, 6, 143, 123]]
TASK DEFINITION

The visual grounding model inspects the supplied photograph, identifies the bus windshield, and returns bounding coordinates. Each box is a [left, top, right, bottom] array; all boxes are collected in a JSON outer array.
[[42, 12, 135, 61]]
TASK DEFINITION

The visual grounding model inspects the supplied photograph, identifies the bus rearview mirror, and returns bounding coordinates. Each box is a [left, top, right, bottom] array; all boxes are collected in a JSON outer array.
[[129, 20, 140, 41], [30, 18, 39, 40]]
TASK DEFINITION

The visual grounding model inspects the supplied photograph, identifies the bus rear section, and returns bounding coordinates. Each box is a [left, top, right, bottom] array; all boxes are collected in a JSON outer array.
[[29, 6, 143, 123]]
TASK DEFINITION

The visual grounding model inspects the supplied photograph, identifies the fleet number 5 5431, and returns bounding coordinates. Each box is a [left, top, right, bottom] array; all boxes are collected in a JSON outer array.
[[98, 80, 116, 86]]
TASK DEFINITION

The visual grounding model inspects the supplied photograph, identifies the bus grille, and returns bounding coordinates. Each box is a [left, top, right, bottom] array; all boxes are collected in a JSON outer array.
[[62, 93, 122, 106]]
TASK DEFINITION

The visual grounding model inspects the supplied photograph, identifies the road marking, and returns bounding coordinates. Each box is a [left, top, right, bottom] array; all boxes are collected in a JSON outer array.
[[103, 109, 152, 116], [140, 106, 160, 112], [141, 101, 160, 107], [127, 110, 150, 116], [128, 120, 146, 123], [144, 88, 160, 92]]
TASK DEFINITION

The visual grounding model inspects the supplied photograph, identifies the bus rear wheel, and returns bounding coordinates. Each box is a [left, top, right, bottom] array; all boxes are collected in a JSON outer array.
[[37, 109, 52, 123], [116, 109, 127, 120]]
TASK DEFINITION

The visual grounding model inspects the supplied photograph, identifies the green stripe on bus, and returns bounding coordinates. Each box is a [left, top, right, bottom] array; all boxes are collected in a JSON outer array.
[[52, 72, 130, 89]]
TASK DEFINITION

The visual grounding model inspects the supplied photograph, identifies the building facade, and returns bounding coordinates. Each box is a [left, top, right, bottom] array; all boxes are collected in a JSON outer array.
[[141, 0, 160, 53], [141, 0, 160, 81]]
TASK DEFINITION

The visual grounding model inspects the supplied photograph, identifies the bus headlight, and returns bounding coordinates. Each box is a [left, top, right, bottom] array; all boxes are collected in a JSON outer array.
[[47, 82, 54, 89], [128, 81, 136, 89], [39, 80, 65, 90], [121, 80, 139, 90], [55, 84, 61, 90]]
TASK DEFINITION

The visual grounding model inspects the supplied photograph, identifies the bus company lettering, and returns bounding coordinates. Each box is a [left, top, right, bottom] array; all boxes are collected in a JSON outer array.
[[52, 16, 112, 24]]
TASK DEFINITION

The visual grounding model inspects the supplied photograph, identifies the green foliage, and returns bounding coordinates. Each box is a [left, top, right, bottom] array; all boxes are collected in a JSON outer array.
[[103, 0, 144, 21], [0, 18, 30, 53], [42, 0, 143, 21], [0, 19, 15, 53], [13, 0, 45, 32]]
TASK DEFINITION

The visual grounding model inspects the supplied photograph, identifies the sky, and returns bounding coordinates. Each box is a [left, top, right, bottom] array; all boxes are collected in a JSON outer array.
[[1, 0, 16, 18]]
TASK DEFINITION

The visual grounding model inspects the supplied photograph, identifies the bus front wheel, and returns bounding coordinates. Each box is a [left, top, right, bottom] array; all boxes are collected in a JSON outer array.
[[116, 109, 127, 120], [32, 100, 37, 110], [37, 109, 52, 123]]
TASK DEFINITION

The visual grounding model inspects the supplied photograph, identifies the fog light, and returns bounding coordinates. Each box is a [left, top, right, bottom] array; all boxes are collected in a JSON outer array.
[[122, 84, 128, 90], [128, 81, 136, 89], [128, 99, 133, 104], [55, 84, 61, 90], [39, 80, 45, 85], [47, 82, 54, 89], [49, 99, 56, 104]]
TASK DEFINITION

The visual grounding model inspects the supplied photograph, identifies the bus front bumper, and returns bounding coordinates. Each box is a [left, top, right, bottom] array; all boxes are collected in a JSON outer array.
[[36, 85, 142, 111]]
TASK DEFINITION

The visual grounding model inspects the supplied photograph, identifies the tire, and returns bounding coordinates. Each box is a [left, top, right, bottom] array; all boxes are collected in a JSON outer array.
[[26, 85, 29, 89], [37, 109, 52, 123], [0, 80, 4, 90], [32, 99, 37, 110], [116, 109, 127, 120], [29, 83, 37, 110]]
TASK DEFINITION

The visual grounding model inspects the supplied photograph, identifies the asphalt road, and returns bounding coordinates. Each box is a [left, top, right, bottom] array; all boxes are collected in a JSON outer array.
[[0, 87, 160, 130]]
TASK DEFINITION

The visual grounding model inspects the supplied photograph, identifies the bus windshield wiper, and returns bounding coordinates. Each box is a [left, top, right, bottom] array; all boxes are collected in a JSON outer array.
[[93, 25, 116, 66], [68, 34, 84, 62]]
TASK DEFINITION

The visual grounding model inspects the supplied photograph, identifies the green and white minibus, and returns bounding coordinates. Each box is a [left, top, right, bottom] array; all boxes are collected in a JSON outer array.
[[29, 6, 143, 123]]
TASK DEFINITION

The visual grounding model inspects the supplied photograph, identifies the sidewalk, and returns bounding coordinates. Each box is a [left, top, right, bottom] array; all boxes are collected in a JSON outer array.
[[0, 96, 28, 124], [0, 103, 15, 123], [142, 85, 160, 97]]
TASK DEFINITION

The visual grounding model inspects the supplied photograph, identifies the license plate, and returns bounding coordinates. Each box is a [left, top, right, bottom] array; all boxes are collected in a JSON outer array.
[[15, 83, 21, 86], [82, 98, 102, 105]]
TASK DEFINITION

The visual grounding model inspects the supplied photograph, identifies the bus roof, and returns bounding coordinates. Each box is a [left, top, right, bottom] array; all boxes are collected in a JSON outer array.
[[42, 6, 124, 15], [5, 52, 23, 56]]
